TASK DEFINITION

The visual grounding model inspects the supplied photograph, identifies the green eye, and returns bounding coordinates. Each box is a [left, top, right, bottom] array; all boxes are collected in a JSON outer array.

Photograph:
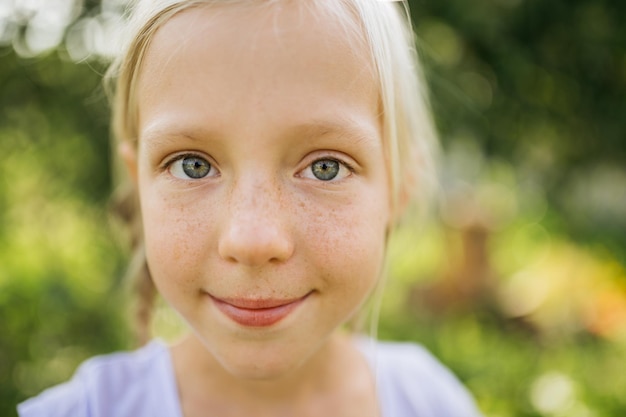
[[311, 159, 340, 181], [182, 156, 211, 178], [169, 155, 213, 179]]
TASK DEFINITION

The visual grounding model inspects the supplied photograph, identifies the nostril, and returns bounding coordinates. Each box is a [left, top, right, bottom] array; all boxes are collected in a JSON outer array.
[[217, 220, 294, 267]]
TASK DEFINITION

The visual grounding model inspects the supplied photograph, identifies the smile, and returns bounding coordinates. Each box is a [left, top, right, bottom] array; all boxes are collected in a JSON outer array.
[[208, 293, 311, 327]]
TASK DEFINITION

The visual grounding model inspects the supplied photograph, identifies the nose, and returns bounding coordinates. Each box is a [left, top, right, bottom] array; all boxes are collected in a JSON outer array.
[[218, 180, 294, 267]]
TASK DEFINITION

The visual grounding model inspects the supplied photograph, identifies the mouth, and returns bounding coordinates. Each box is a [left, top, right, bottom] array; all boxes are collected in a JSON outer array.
[[208, 292, 311, 327]]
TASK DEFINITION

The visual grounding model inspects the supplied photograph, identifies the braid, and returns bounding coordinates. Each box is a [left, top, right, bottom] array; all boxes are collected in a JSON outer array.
[[131, 256, 156, 346], [111, 182, 156, 346]]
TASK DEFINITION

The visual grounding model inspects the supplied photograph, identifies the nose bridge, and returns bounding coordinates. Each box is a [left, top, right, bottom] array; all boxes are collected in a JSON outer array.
[[218, 173, 293, 266], [230, 172, 281, 223]]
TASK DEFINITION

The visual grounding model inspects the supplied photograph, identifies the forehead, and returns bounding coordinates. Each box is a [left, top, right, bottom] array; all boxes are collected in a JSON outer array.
[[136, 1, 379, 131], [145, 1, 368, 62]]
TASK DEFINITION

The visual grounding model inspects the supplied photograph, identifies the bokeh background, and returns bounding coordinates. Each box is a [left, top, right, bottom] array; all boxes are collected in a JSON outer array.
[[1, 0, 625, 416]]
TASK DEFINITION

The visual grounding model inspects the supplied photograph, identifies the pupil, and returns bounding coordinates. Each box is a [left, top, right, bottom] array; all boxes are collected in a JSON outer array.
[[312, 159, 339, 181], [182, 157, 211, 179]]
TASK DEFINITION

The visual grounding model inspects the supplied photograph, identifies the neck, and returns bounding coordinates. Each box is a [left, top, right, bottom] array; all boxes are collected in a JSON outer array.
[[171, 331, 354, 410]]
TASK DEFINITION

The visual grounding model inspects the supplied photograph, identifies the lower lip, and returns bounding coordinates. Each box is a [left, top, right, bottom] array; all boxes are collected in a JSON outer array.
[[210, 294, 309, 327]]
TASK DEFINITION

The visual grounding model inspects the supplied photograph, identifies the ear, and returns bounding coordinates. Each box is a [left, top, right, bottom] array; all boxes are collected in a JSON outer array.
[[118, 141, 139, 183]]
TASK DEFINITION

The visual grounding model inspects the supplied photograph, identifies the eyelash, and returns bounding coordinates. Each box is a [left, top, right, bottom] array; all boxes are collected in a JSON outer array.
[[301, 157, 354, 182], [162, 152, 217, 176], [322, 157, 355, 173], [160, 153, 355, 181]]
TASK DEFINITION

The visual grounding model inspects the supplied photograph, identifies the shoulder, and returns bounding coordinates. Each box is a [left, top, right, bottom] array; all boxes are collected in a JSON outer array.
[[356, 338, 483, 417], [17, 340, 180, 417]]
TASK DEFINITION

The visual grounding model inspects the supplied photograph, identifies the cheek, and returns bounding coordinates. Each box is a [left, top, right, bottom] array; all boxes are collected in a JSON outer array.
[[140, 188, 214, 289], [301, 190, 389, 289], [138, 174, 390, 299]]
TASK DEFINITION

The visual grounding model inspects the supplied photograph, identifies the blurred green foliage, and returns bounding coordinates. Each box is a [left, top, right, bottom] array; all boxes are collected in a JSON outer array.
[[0, 51, 129, 411], [409, 0, 626, 257], [1, 1, 625, 416]]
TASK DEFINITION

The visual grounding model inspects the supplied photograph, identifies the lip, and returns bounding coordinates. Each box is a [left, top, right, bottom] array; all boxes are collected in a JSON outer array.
[[208, 293, 311, 327]]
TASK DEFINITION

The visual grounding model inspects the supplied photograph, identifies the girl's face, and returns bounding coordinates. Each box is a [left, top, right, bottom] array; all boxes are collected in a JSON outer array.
[[131, 2, 390, 378]]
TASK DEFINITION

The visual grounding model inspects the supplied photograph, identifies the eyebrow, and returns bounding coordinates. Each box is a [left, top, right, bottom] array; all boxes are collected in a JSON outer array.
[[139, 123, 214, 151], [291, 118, 380, 147], [139, 117, 380, 150]]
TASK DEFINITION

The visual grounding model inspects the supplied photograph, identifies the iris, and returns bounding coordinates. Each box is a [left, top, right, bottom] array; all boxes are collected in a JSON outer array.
[[311, 159, 340, 181], [182, 156, 211, 179]]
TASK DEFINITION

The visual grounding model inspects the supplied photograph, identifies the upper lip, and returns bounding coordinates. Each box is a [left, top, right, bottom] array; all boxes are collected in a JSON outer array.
[[209, 293, 310, 310]]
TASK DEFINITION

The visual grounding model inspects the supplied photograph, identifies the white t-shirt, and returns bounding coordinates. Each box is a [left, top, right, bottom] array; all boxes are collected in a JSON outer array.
[[18, 339, 483, 417]]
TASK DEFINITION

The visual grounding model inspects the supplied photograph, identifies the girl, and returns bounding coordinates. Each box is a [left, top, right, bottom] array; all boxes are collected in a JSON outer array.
[[19, 0, 483, 416]]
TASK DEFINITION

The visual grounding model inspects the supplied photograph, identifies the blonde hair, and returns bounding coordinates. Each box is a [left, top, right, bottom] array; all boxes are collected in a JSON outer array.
[[105, 0, 438, 343]]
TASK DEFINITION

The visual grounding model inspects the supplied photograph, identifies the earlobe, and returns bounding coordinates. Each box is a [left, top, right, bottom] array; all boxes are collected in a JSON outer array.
[[118, 141, 139, 183]]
